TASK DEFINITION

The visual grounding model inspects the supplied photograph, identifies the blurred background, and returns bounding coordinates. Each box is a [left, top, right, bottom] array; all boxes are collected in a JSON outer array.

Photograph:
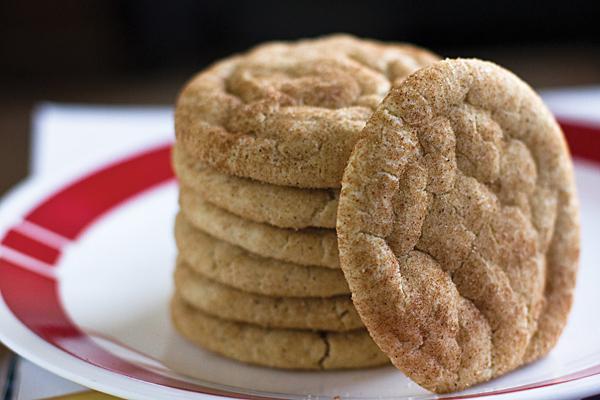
[[1, 0, 599, 194]]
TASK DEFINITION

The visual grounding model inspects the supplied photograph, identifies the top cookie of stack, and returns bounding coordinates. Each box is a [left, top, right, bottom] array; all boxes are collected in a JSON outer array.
[[175, 34, 439, 189], [174, 34, 439, 232]]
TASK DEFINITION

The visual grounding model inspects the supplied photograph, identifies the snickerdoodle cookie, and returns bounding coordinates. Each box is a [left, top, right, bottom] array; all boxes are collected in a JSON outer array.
[[174, 262, 361, 331], [178, 193, 339, 268], [171, 295, 388, 369], [173, 145, 339, 229], [175, 34, 439, 188], [175, 214, 349, 297], [337, 59, 579, 393]]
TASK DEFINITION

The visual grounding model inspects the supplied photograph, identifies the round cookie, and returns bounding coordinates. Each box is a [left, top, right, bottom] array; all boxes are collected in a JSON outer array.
[[173, 145, 339, 229], [175, 34, 439, 189], [174, 262, 362, 331], [337, 59, 579, 393], [175, 213, 349, 297], [179, 191, 339, 268], [171, 295, 388, 370]]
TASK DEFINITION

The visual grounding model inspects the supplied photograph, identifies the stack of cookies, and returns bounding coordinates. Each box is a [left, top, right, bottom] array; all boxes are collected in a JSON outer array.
[[170, 34, 581, 393], [170, 35, 439, 370]]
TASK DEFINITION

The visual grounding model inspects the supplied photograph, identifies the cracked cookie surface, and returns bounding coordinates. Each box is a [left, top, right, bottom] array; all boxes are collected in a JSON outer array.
[[337, 59, 579, 393], [175, 34, 439, 188], [173, 144, 339, 229], [171, 295, 388, 369], [175, 213, 349, 297], [175, 261, 361, 331], [179, 192, 339, 268]]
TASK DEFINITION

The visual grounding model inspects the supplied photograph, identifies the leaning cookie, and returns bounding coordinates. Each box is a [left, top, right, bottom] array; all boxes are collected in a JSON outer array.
[[174, 262, 362, 331], [171, 295, 388, 370], [175, 214, 349, 297], [179, 193, 339, 268], [173, 145, 339, 229], [175, 34, 439, 189], [337, 59, 579, 392]]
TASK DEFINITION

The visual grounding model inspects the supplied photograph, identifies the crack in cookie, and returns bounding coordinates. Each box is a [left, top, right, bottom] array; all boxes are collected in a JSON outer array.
[[171, 295, 388, 370]]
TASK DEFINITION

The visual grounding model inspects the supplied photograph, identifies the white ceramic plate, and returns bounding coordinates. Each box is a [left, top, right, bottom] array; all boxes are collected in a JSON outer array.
[[1, 141, 600, 400]]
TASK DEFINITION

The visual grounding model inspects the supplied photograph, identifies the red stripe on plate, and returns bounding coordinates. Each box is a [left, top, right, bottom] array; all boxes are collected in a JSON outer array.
[[0, 257, 285, 400], [0, 259, 64, 331], [1, 229, 61, 265], [25, 145, 174, 240], [559, 118, 600, 163], [439, 362, 600, 399]]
